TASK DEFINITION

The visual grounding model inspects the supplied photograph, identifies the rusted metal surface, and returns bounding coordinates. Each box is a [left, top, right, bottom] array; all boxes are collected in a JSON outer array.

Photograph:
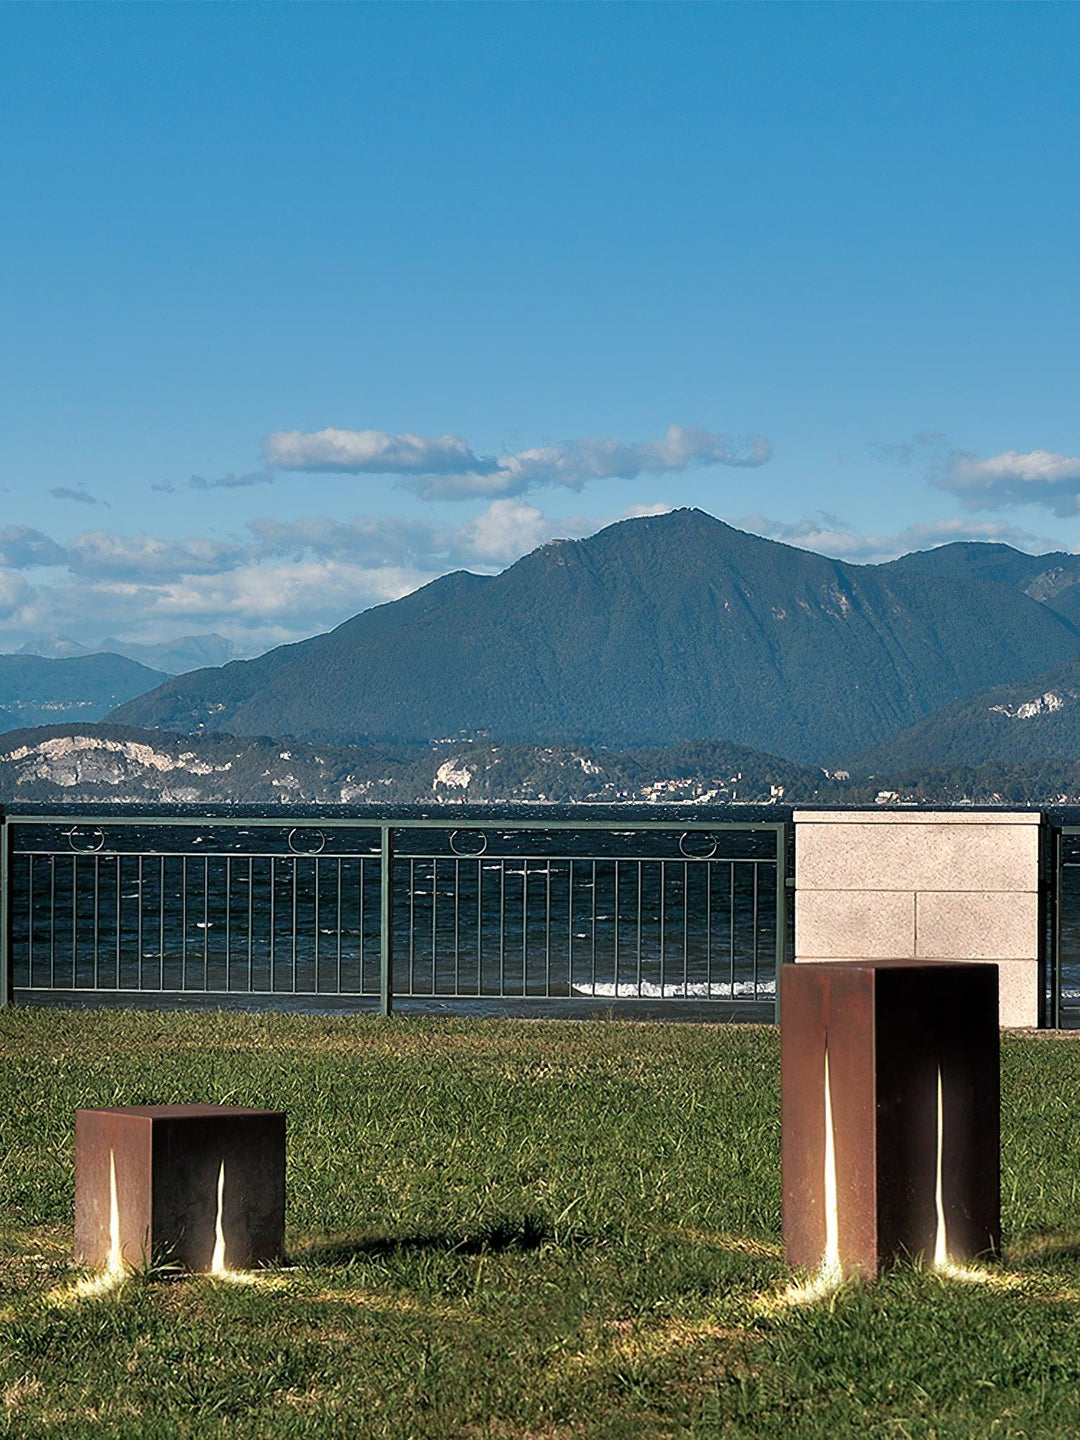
[[75, 1105, 285, 1272], [782, 962, 999, 1278]]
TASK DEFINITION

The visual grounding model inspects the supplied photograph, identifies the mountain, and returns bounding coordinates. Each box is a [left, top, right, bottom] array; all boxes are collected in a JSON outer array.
[[0, 654, 169, 731], [0, 724, 825, 806], [108, 510, 1080, 763], [886, 542, 1080, 627], [16, 632, 247, 675], [15, 635, 91, 660], [848, 658, 1080, 772], [95, 633, 246, 675]]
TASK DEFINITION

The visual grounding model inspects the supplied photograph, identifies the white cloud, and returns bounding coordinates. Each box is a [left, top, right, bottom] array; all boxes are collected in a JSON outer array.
[[262, 428, 489, 476], [454, 499, 588, 563], [0, 526, 68, 569], [258, 422, 771, 500], [249, 499, 593, 570], [0, 570, 33, 619], [737, 513, 1059, 564], [937, 449, 1080, 516], [144, 561, 431, 624], [68, 532, 246, 578]]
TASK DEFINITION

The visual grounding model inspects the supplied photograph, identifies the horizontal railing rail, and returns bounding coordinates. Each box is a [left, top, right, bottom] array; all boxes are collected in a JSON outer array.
[[0, 811, 788, 1020]]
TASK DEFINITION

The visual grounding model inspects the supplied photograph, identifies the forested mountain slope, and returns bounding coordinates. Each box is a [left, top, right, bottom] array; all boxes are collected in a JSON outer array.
[[848, 658, 1080, 772], [109, 510, 1080, 763]]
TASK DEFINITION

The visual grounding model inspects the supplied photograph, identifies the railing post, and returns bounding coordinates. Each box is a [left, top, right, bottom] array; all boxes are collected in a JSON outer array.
[[774, 822, 788, 1025], [1049, 821, 1061, 1031], [379, 824, 394, 1017], [0, 816, 10, 1009]]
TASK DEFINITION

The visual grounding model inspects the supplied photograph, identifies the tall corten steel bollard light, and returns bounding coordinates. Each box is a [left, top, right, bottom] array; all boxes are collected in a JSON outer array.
[[782, 963, 1000, 1279], [75, 1105, 286, 1274]]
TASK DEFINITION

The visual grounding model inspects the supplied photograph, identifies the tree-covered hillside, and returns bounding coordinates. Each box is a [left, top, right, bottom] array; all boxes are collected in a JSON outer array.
[[108, 510, 1080, 762]]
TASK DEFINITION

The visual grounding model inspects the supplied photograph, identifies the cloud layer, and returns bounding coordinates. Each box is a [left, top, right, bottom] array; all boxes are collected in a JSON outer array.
[[938, 450, 1080, 517], [261, 423, 771, 499], [0, 499, 600, 654], [0, 499, 1067, 658]]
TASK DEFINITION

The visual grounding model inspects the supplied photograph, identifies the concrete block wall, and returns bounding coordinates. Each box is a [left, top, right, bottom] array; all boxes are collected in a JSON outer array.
[[793, 810, 1043, 1028]]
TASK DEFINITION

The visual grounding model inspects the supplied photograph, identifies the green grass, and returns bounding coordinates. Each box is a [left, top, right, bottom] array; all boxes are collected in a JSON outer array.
[[3, 1012, 1080, 1438]]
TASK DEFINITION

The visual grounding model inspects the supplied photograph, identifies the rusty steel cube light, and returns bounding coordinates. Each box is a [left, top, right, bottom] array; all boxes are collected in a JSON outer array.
[[75, 1105, 286, 1273], [782, 963, 999, 1279]]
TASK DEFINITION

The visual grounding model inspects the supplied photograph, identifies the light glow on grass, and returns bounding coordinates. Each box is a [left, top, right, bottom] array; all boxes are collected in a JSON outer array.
[[52, 1150, 129, 1304], [767, 1044, 846, 1310]]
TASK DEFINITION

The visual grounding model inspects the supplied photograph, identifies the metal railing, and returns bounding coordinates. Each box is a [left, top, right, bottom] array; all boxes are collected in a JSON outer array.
[[0, 810, 788, 1019]]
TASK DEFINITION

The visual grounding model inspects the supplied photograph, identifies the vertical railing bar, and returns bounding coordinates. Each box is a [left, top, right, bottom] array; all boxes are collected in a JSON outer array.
[[545, 856, 551, 997], [0, 821, 10, 1006], [181, 855, 188, 992], [683, 860, 689, 998], [358, 855, 366, 996], [50, 854, 56, 990], [226, 855, 232, 993], [116, 854, 122, 992], [729, 860, 736, 998], [379, 825, 393, 1016], [93, 853, 100, 990], [247, 856, 254, 992], [499, 859, 506, 997], [336, 857, 342, 996], [27, 850, 34, 989], [752, 862, 760, 999], [774, 825, 787, 1026], [159, 856, 165, 992], [590, 858, 597, 997], [522, 859, 529, 996], [432, 856, 438, 997], [269, 855, 276, 993], [455, 856, 460, 997], [409, 857, 416, 995], [203, 855, 210, 992], [476, 855, 483, 997], [568, 857, 574, 998], [706, 859, 712, 999], [636, 861, 643, 999], [613, 859, 620, 997], [291, 855, 298, 994], [314, 854, 321, 993], [72, 854, 77, 988], [660, 860, 665, 995], [137, 855, 144, 991], [1053, 827, 1062, 1030]]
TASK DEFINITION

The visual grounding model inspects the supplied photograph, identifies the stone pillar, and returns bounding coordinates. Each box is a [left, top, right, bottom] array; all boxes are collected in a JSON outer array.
[[793, 810, 1043, 1028]]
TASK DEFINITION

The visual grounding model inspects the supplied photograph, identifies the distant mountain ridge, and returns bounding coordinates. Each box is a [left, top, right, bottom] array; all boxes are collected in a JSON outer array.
[[14, 632, 245, 675], [109, 510, 1080, 763], [0, 653, 168, 730]]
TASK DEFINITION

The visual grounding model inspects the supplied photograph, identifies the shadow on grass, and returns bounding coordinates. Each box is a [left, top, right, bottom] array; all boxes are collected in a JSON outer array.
[[1008, 1232, 1080, 1267], [296, 1214, 556, 1267]]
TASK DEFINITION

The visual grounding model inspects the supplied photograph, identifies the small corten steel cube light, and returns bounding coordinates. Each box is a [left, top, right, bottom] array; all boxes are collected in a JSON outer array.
[[782, 962, 999, 1280], [75, 1105, 285, 1273]]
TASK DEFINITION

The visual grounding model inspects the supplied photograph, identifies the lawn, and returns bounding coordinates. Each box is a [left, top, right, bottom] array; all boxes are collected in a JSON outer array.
[[3, 1011, 1080, 1439]]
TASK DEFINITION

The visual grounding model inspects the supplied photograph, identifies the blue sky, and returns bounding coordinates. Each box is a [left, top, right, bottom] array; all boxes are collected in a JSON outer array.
[[2, 3, 1079, 654]]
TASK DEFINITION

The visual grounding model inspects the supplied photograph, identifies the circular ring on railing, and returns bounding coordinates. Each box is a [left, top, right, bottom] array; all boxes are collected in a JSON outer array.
[[679, 832, 718, 859], [66, 826, 105, 854], [449, 829, 488, 857], [287, 827, 326, 855]]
